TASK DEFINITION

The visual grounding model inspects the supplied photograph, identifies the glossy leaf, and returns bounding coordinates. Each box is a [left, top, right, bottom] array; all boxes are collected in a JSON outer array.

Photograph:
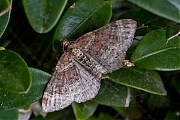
[[72, 101, 98, 120], [166, 24, 180, 42], [22, 0, 68, 33], [53, 0, 112, 51], [0, 0, 11, 16], [92, 80, 129, 107], [0, 0, 11, 38], [108, 67, 167, 95], [0, 109, 18, 120], [128, 0, 180, 23], [0, 68, 51, 111], [131, 29, 180, 71], [0, 50, 31, 93]]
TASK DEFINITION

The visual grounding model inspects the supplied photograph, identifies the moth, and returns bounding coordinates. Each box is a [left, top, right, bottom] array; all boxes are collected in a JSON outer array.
[[42, 19, 137, 112]]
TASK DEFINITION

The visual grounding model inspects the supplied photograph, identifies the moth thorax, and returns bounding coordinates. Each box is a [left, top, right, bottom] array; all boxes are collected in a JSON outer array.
[[72, 48, 94, 70], [72, 48, 83, 57]]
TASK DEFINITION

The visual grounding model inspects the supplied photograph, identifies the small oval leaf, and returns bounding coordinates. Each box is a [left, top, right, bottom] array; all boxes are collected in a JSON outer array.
[[0, 68, 51, 111], [53, 0, 112, 51], [128, 0, 180, 23], [72, 101, 98, 120], [108, 67, 167, 95], [131, 29, 180, 71], [92, 80, 129, 107], [22, 0, 68, 33], [0, 0, 11, 38], [0, 50, 31, 93]]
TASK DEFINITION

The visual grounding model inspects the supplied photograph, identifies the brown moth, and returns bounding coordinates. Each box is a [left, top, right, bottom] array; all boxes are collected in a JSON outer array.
[[42, 19, 137, 112]]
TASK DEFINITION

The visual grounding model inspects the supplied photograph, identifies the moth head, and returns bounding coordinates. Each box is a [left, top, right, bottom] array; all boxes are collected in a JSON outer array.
[[63, 40, 70, 52]]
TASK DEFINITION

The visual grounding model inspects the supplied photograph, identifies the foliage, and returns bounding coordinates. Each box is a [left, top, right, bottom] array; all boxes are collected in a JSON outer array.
[[0, 0, 179, 119]]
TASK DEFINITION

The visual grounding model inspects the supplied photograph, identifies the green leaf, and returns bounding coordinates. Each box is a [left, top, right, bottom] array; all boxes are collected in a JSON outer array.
[[0, 68, 51, 111], [72, 101, 98, 120], [22, 0, 68, 33], [131, 29, 180, 71], [166, 24, 180, 41], [0, 0, 11, 16], [0, 50, 31, 93], [92, 80, 129, 107], [0, 109, 18, 120], [0, 0, 11, 38], [128, 0, 180, 23], [53, 0, 112, 51], [165, 111, 180, 120], [108, 67, 167, 95]]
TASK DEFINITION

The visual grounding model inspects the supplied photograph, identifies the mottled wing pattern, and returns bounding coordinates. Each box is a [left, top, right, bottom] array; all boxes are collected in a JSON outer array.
[[42, 19, 136, 112], [42, 53, 100, 112], [71, 19, 137, 73], [42, 53, 75, 112], [71, 58, 101, 103]]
